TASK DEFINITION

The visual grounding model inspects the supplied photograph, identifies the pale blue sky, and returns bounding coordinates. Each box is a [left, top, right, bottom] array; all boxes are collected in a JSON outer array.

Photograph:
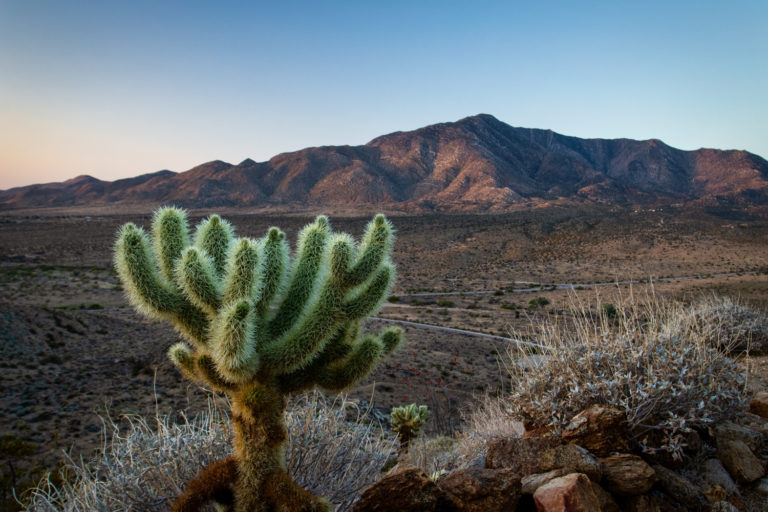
[[1, 1, 766, 189]]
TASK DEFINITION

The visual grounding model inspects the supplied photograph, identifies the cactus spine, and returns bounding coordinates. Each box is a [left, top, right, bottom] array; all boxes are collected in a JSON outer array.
[[114, 208, 403, 512]]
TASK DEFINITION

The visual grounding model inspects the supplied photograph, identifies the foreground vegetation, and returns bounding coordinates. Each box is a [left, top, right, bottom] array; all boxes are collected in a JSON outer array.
[[17, 292, 767, 511]]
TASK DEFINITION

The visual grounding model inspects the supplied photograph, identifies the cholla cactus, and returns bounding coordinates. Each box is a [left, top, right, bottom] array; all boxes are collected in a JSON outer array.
[[390, 403, 431, 454], [114, 208, 403, 512]]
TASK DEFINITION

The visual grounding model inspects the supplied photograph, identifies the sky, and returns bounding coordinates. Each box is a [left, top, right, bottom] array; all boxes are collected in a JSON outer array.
[[1, 0, 766, 189]]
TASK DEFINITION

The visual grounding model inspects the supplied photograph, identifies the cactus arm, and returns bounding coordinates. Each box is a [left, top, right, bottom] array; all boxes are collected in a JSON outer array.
[[266, 217, 330, 339], [254, 228, 289, 316], [223, 238, 261, 304], [196, 354, 238, 393], [210, 300, 259, 383], [168, 342, 197, 379], [114, 223, 179, 316], [176, 247, 222, 314], [342, 263, 394, 320], [151, 207, 189, 281], [347, 214, 393, 286], [194, 215, 234, 278], [378, 326, 403, 355], [316, 335, 383, 392], [258, 282, 343, 374]]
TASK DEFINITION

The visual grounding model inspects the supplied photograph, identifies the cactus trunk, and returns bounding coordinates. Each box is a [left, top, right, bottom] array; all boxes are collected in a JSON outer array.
[[230, 390, 324, 512]]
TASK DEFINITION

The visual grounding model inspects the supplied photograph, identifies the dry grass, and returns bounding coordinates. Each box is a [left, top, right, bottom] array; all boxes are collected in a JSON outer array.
[[22, 392, 395, 512], [466, 289, 752, 459]]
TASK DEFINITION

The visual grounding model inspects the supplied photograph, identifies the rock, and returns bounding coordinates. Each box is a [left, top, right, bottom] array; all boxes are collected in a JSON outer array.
[[599, 454, 658, 496], [755, 476, 768, 496], [590, 481, 621, 512], [701, 458, 739, 497], [521, 469, 568, 495], [352, 467, 458, 512], [710, 501, 740, 512], [714, 420, 766, 453], [532, 473, 600, 512], [485, 437, 601, 481], [717, 439, 766, 484], [437, 467, 521, 512], [740, 412, 768, 437], [561, 404, 628, 457], [652, 465, 707, 510], [702, 484, 726, 504], [621, 495, 661, 512], [750, 391, 768, 419]]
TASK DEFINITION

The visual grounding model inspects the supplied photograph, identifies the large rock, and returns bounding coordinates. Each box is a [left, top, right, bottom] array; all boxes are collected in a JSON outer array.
[[749, 391, 768, 419], [652, 465, 707, 510], [714, 421, 766, 453], [590, 481, 621, 512], [438, 467, 521, 512], [532, 473, 600, 512], [701, 458, 739, 498], [599, 454, 658, 496], [352, 467, 458, 512], [486, 437, 601, 481], [717, 439, 766, 484], [561, 405, 628, 457], [521, 469, 568, 495]]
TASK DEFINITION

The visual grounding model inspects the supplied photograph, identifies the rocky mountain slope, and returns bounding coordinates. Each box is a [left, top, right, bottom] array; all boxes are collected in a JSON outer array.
[[3, 114, 767, 210]]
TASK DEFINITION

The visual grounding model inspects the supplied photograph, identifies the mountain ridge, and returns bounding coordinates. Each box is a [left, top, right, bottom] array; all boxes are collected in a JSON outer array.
[[3, 114, 767, 211]]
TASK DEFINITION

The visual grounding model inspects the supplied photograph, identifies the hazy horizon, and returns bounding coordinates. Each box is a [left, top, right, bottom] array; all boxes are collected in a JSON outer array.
[[1, 1, 766, 189]]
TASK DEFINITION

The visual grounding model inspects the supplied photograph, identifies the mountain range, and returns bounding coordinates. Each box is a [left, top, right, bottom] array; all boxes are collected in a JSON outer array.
[[3, 114, 767, 211]]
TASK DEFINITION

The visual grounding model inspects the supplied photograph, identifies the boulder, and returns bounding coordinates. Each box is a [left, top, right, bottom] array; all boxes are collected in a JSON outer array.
[[352, 467, 458, 512], [749, 391, 768, 419], [532, 473, 600, 512], [599, 454, 658, 496], [561, 405, 628, 457], [652, 465, 707, 510], [590, 481, 621, 512], [701, 458, 739, 498], [714, 421, 766, 453], [521, 469, 568, 495], [710, 502, 740, 512], [437, 467, 521, 512], [717, 439, 766, 484], [755, 476, 768, 496], [486, 437, 601, 481]]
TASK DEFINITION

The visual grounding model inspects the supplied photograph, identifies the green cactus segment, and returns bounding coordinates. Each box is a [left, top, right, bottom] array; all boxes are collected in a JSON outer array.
[[255, 228, 289, 314], [113, 211, 401, 511], [348, 214, 393, 286], [223, 238, 261, 304], [194, 215, 234, 277], [343, 263, 395, 320], [176, 247, 222, 314], [267, 217, 330, 339], [115, 223, 178, 314], [211, 300, 259, 382], [151, 207, 190, 281]]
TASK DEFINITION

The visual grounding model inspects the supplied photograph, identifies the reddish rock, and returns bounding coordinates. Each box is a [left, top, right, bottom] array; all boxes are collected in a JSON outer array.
[[486, 437, 601, 481], [532, 473, 600, 512], [438, 467, 521, 512], [599, 454, 658, 496], [352, 467, 458, 512], [750, 391, 768, 419], [561, 405, 628, 457], [717, 439, 766, 484]]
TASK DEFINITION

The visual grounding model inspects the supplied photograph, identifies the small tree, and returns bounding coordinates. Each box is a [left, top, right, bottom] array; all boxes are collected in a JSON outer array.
[[114, 208, 402, 512]]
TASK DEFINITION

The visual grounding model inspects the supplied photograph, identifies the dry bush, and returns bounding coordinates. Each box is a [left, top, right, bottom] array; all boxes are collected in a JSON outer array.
[[471, 291, 750, 460], [684, 295, 768, 355], [23, 392, 395, 512]]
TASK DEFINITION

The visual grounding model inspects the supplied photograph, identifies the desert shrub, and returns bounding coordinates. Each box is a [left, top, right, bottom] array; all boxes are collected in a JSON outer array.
[[437, 299, 454, 308], [480, 292, 749, 459], [528, 296, 549, 309], [682, 295, 768, 355], [23, 393, 395, 512]]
